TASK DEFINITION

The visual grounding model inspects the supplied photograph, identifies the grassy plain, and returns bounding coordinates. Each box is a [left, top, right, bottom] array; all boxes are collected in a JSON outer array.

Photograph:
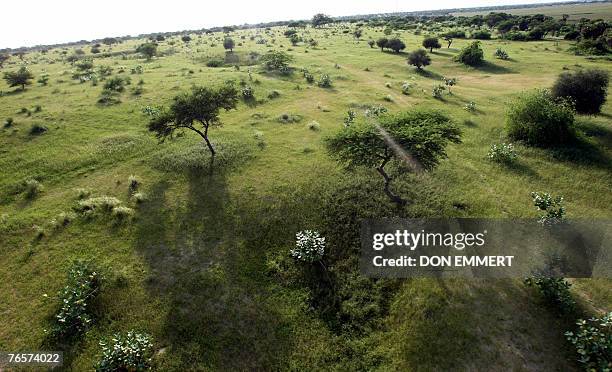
[[0, 17, 611, 371], [452, 1, 612, 21]]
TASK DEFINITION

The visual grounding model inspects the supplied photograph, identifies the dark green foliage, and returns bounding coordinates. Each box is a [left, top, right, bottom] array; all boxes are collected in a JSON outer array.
[[455, 41, 484, 66], [223, 37, 235, 52], [573, 36, 611, 56], [422, 37, 441, 52], [407, 49, 431, 69], [386, 38, 406, 53], [29, 123, 48, 135], [148, 83, 239, 158], [526, 27, 545, 41], [565, 313, 612, 371], [3, 66, 34, 90], [103, 76, 128, 92], [506, 89, 575, 147], [471, 30, 491, 40], [312, 13, 333, 27], [206, 58, 224, 68], [524, 277, 575, 313], [181, 35, 191, 43], [376, 37, 388, 51], [136, 43, 157, 60], [47, 261, 101, 340], [552, 69, 609, 114]]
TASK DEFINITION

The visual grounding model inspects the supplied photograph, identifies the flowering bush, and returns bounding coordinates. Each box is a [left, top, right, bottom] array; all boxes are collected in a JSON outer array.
[[495, 48, 509, 60], [432, 85, 445, 99], [96, 331, 153, 372], [241, 86, 254, 100], [488, 143, 517, 163], [364, 104, 388, 117], [464, 101, 477, 112], [531, 192, 565, 224], [565, 312, 611, 371], [291, 230, 325, 263], [47, 261, 101, 340], [318, 74, 333, 88]]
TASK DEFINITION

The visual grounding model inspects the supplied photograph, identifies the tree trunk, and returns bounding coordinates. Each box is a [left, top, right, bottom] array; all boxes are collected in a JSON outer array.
[[430, 47, 433, 52], [376, 157, 407, 207], [191, 123, 215, 158]]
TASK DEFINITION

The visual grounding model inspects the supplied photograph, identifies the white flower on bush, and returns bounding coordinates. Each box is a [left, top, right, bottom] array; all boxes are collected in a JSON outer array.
[[488, 143, 517, 163], [291, 230, 325, 263], [531, 191, 565, 225]]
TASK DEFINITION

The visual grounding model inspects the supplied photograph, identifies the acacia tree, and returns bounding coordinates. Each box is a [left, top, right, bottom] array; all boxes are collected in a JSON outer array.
[[148, 84, 239, 160], [223, 37, 235, 52], [3, 66, 34, 90], [312, 13, 333, 28], [422, 37, 441, 52], [325, 109, 461, 206]]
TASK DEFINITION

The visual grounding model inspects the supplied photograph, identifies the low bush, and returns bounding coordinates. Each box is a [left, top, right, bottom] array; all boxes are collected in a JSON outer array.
[[24, 179, 43, 199], [291, 230, 326, 263], [307, 121, 321, 131], [96, 331, 153, 372], [47, 261, 101, 340], [531, 191, 565, 225], [29, 123, 48, 135], [494, 48, 509, 60], [524, 276, 575, 313], [487, 143, 517, 163], [455, 41, 484, 66], [278, 113, 303, 124], [471, 30, 491, 40], [506, 89, 575, 146], [206, 59, 224, 67], [76, 196, 122, 214], [318, 74, 332, 88], [565, 312, 611, 371], [111, 206, 135, 222]]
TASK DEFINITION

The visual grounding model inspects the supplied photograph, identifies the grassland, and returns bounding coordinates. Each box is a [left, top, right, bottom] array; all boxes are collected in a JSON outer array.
[[452, 1, 612, 21], [0, 19, 611, 371]]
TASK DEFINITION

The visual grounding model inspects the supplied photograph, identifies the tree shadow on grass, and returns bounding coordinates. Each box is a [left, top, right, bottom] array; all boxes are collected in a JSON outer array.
[[134, 172, 290, 370], [498, 160, 540, 179], [415, 68, 444, 80], [546, 135, 612, 171], [473, 61, 515, 74]]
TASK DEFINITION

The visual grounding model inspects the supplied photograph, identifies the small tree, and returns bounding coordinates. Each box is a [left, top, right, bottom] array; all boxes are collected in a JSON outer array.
[[181, 35, 191, 43], [407, 49, 431, 70], [325, 109, 461, 206], [443, 35, 453, 48], [353, 29, 363, 39], [551, 69, 609, 114], [386, 38, 406, 53], [3, 66, 33, 90], [456, 41, 484, 66], [136, 43, 157, 60], [148, 84, 239, 159], [376, 37, 389, 52], [312, 13, 333, 28], [422, 37, 441, 52], [224, 37, 235, 52], [368, 40, 375, 48]]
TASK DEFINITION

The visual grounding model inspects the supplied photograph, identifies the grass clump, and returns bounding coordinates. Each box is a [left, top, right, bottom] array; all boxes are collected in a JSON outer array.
[[278, 113, 303, 124], [76, 196, 122, 215], [128, 175, 139, 193], [111, 206, 135, 222], [46, 261, 101, 340], [24, 179, 43, 199], [307, 121, 321, 131]]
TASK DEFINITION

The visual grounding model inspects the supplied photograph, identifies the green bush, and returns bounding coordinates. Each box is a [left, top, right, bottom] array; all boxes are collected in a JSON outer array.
[[318, 74, 332, 88], [47, 261, 101, 340], [551, 69, 609, 114], [487, 143, 517, 163], [531, 192, 565, 225], [506, 89, 575, 146], [96, 331, 153, 372], [24, 179, 43, 199], [471, 30, 491, 40], [565, 312, 611, 371], [524, 277, 575, 313], [455, 41, 484, 66]]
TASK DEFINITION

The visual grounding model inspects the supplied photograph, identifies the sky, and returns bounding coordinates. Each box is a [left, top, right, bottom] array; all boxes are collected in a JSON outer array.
[[1, 0, 574, 48]]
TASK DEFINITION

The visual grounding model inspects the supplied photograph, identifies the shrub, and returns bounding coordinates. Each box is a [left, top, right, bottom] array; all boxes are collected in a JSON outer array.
[[291, 230, 325, 263], [471, 30, 491, 40], [524, 276, 575, 313], [506, 89, 575, 146], [318, 74, 332, 88], [401, 82, 411, 95], [241, 86, 254, 100], [267, 90, 280, 99], [128, 175, 139, 192], [304, 72, 315, 84], [29, 123, 48, 135], [551, 69, 609, 114], [51, 212, 76, 229], [260, 51, 293, 72], [206, 59, 224, 68], [531, 192, 565, 225], [47, 261, 101, 340], [565, 312, 611, 371], [112, 206, 135, 222], [364, 104, 388, 117], [456, 41, 484, 66], [432, 85, 445, 99], [98, 90, 121, 106], [344, 110, 356, 127], [24, 179, 43, 199], [76, 188, 92, 199], [4, 117, 14, 128], [103, 76, 127, 92], [464, 101, 477, 112], [488, 143, 517, 163], [132, 192, 147, 204], [494, 48, 509, 60], [308, 121, 321, 131], [76, 196, 122, 214], [96, 331, 153, 372], [278, 113, 303, 123]]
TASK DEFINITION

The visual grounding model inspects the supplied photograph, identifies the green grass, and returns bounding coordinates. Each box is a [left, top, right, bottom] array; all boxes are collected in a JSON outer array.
[[452, 2, 612, 22], [0, 22, 610, 370]]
